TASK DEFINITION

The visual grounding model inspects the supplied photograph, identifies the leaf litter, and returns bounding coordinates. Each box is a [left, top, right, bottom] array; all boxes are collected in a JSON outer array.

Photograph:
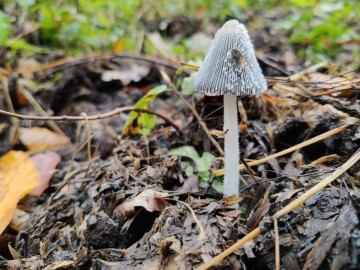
[[0, 15, 360, 270]]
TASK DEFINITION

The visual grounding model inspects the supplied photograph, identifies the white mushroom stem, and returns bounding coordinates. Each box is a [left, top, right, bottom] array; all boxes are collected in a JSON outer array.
[[223, 93, 240, 196]]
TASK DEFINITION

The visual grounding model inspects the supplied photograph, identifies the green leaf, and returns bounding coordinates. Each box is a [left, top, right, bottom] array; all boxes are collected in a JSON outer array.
[[168, 146, 215, 182], [138, 113, 156, 135], [0, 11, 11, 46], [8, 39, 46, 53], [122, 85, 167, 136], [38, 6, 57, 30], [181, 73, 196, 96], [211, 178, 224, 193], [290, 0, 316, 8]]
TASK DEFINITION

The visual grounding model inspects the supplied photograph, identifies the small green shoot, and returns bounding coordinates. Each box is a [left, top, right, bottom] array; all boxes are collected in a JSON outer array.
[[168, 146, 215, 183], [0, 11, 10, 46], [122, 85, 167, 136]]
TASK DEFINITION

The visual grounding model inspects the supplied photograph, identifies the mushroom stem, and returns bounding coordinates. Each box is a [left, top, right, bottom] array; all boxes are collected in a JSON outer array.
[[223, 93, 240, 196]]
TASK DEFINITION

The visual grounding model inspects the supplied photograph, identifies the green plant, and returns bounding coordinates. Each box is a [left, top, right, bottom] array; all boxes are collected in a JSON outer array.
[[278, 0, 360, 63], [0, 11, 11, 46], [122, 85, 168, 136], [168, 146, 215, 183]]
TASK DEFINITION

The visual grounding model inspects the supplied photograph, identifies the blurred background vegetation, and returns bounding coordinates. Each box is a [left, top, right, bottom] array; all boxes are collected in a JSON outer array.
[[1, 0, 359, 67]]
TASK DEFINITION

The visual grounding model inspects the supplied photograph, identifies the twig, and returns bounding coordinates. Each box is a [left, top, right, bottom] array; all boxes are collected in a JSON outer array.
[[213, 124, 351, 176], [65, 121, 85, 183], [15, 52, 110, 74], [17, 86, 65, 135], [273, 148, 360, 218], [256, 54, 290, 76], [0, 73, 20, 145], [167, 198, 206, 241], [0, 107, 181, 133], [274, 218, 280, 270], [80, 113, 93, 176], [289, 62, 329, 81], [111, 53, 183, 72], [14, 52, 182, 75], [196, 148, 360, 270], [160, 71, 224, 156], [195, 227, 263, 270]]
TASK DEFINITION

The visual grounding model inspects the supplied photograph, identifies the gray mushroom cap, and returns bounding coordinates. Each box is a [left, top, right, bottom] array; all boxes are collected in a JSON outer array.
[[194, 20, 267, 96]]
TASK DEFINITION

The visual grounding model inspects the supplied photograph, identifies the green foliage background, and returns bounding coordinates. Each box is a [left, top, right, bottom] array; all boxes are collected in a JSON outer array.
[[1, 0, 359, 65]]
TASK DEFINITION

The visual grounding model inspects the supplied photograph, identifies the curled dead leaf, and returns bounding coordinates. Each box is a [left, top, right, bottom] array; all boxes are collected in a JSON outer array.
[[118, 189, 169, 218]]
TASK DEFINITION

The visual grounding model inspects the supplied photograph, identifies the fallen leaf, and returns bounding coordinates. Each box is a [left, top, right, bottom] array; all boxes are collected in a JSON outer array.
[[273, 188, 303, 203], [19, 127, 71, 151], [310, 72, 359, 90], [30, 151, 61, 196], [221, 194, 245, 206], [0, 151, 41, 235], [0, 234, 16, 259], [118, 189, 169, 218], [310, 154, 340, 165], [177, 175, 199, 193], [9, 208, 30, 232], [101, 64, 150, 86], [246, 197, 271, 230]]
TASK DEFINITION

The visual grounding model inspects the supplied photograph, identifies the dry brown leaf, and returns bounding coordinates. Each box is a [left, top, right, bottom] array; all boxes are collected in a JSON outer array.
[[19, 127, 71, 151], [9, 208, 30, 232], [310, 72, 360, 90], [246, 197, 271, 230], [262, 92, 296, 106], [177, 175, 199, 193], [209, 129, 225, 138], [30, 151, 61, 196], [8, 243, 22, 259], [310, 154, 340, 165], [0, 234, 16, 258], [0, 151, 41, 235], [273, 188, 303, 203], [221, 194, 245, 206], [118, 189, 169, 218]]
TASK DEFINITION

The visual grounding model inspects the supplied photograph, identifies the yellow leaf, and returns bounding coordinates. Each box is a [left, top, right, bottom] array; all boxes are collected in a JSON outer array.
[[0, 151, 41, 235], [19, 127, 71, 151]]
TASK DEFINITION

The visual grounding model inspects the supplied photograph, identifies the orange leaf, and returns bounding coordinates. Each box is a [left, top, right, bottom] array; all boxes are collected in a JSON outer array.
[[19, 127, 71, 151], [0, 151, 41, 235], [112, 39, 125, 54]]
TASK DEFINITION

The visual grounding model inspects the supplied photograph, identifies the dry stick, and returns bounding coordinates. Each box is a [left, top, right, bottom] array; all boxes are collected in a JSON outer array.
[[1, 76, 16, 119], [274, 218, 280, 270], [15, 52, 111, 74], [160, 71, 224, 156], [168, 198, 206, 241], [17, 86, 65, 135], [15, 52, 181, 75], [289, 62, 329, 81], [196, 227, 263, 270], [272, 149, 360, 218], [80, 112, 94, 177], [196, 148, 360, 270], [213, 124, 350, 176], [112, 53, 183, 72], [1, 75, 20, 145], [0, 107, 181, 133], [65, 121, 85, 181]]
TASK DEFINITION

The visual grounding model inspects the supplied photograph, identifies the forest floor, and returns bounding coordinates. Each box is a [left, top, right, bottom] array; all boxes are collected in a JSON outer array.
[[1, 14, 360, 270]]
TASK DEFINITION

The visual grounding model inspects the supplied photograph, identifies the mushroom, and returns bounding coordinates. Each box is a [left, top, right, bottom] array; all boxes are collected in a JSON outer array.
[[194, 20, 267, 196]]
